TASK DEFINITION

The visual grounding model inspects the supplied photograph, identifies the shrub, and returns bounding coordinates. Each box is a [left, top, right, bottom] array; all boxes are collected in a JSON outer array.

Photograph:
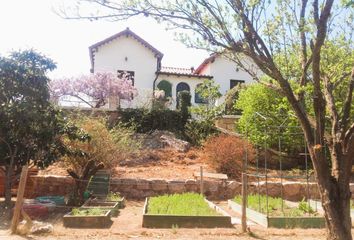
[[184, 120, 218, 146], [117, 108, 186, 134], [203, 134, 254, 179], [62, 115, 140, 205], [177, 90, 191, 121]]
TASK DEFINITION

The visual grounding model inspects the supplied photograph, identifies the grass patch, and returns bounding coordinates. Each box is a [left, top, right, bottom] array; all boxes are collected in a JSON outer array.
[[106, 192, 123, 201], [71, 208, 107, 216], [233, 194, 316, 217], [147, 193, 220, 216]]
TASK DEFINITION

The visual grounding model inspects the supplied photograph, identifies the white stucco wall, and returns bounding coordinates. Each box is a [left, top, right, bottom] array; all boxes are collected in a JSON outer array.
[[209, 57, 256, 95], [93, 35, 158, 108], [156, 75, 209, 109]]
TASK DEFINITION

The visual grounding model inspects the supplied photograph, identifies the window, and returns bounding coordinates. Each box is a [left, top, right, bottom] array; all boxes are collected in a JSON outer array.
[[230, 79, 245, 89], [195, 83, 208, 104], [117, 70, 135, 86], [157, 80, 172, 97]]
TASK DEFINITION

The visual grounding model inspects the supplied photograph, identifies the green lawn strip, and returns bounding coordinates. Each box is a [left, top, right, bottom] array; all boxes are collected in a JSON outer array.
[[147, 193, 221, 216], [233, 194, 317, 217], [71, 208, 107, 216]]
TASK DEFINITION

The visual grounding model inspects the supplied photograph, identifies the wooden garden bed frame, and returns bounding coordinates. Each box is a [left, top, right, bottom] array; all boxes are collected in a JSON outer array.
[[63, 209, 113, 228], [82, 199, 120, 217], [142, 198, 232, 228], [228, 200, 325, 228]]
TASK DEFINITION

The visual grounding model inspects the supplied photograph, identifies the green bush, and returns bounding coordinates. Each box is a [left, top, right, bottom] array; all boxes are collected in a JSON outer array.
[[184, 120, 218, 146], [117, 108, 186, 134], [177, 90, 191, 121]]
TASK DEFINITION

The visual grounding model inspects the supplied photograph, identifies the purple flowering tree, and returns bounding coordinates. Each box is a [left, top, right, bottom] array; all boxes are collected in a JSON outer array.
[[50, 72, 137, 108]]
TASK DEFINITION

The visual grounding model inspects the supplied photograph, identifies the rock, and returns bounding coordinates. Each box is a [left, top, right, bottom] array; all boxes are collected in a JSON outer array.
[[31, 221, 53, 234], [136, 179, 151, 190], [160, 134, 190, 152]]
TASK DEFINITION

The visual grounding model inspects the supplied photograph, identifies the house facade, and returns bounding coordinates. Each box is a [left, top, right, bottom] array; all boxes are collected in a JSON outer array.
[[89, 28, 256, 109]]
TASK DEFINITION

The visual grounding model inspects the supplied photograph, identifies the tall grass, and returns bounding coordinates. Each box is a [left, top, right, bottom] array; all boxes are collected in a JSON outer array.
[[147, 193, 220, 216]]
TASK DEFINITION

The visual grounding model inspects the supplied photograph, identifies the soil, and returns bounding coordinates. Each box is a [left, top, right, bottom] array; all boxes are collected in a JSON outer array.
[[1, 200, 349, 240], [38, 147, 316, 182]]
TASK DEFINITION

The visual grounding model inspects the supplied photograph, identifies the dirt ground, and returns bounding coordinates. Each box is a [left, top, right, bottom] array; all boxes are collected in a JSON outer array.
[[0, 200, 346, 240]]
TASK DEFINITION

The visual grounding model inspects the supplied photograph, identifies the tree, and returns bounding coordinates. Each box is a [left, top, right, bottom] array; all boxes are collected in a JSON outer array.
[[0, 50, 86, 206], [61, 1, 354, 239], [62, 116, 140, 206], [191, 79, 222, 122], [236, 83, 303, 154], [50, 72, 137, 108]]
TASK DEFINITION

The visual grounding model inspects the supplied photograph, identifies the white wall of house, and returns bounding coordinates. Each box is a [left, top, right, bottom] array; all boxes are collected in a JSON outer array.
[[207, 57, 255, 95], [156, 75, 209, 109], [93, 35, 158, 108]]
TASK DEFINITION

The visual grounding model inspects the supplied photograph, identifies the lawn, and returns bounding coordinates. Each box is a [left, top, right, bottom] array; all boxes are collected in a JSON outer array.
[[233, 194, 317, 217], [147, 193, 220, 216]]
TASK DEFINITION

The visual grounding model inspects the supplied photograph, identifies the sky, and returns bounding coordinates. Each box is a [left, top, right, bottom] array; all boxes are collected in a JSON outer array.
[[0, 0, 209, 78]]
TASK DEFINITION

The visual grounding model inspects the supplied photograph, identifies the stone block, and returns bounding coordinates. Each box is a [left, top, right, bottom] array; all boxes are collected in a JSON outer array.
[[151, 179, 168, 191], [137, 179, 151, 190], [168, 180, 186, 193]]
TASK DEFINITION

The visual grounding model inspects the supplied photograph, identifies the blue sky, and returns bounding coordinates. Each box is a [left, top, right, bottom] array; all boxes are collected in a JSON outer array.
[[0, 0, 209, 78]]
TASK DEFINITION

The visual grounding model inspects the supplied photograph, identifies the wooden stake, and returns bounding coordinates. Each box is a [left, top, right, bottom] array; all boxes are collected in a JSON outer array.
[[241, 172, 248, 232], [200, 166, 204, 196], [11, 165, 29, 234]]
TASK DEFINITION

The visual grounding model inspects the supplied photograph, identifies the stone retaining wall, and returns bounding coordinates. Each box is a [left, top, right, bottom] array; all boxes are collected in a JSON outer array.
[[23, 175, 354, 201]]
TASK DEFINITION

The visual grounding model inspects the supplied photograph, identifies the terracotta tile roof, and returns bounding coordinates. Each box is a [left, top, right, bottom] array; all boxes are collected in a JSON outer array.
[[158, 66, 213, 79], [194, 53, 218, 74], [89, 28, 164, 72]]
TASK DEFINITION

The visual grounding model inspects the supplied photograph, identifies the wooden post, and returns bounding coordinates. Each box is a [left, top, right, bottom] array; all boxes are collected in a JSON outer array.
[[241, 172, 248, 232], [11, 165, 29, 234], [200, 166, 204, 196]]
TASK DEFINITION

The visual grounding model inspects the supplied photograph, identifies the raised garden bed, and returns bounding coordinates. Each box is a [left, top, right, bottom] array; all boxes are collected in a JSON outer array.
[[228, 195, 325, 228], [82, 199, 120, 217], [142, 193, 232, 228], [96, 192, 125, 209], [63, 208, 112, 228], [309, 199, 354, 226]]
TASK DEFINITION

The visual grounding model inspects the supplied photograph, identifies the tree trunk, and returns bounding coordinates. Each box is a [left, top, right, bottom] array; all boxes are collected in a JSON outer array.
[[321, 181, 352, 240], [309, 146, 353, 240], [4, 164, 14, 207]]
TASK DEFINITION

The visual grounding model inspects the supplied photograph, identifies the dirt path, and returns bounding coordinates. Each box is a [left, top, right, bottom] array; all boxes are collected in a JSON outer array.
[[0, 200, 346, 240]]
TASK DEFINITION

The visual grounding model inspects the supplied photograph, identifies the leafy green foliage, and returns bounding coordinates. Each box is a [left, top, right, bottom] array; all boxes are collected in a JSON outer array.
[[233, 194, 317, 217], [0, 50, 86, 204], [177, 90, 191, 121], [147, 193, 220, 216], [224, 84, 244, 115], [157, 80, 172, 98], [106, 192, 123, 201], [71, 208, 106, 216], [117, 108, 187, 134], [235, 84, 302, 153], [191, 80, 223, 122], [184, 120, 218, 146]]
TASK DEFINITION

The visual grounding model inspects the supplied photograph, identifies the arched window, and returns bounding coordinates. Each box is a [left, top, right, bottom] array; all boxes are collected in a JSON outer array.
[[157, 80, 172, 97], [195, 83, 208, 104], [176, 82, 190, 97]]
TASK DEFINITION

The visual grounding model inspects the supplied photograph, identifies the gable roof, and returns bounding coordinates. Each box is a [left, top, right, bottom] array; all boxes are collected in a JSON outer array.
[[194, 53, 218, 74], [89, 28, 164, 72]]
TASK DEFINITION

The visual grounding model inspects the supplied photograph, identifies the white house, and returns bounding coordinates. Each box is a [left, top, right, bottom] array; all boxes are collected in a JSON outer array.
[[89, 28, 257, 109]]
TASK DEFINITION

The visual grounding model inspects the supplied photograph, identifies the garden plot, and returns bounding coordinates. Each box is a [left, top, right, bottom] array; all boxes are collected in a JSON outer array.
[[95, 192, 125, 209], [142, 193, 232, 228], [63, 208, 113, 228], [308, 199, 354, 226], [228, 195, 325, 228]]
